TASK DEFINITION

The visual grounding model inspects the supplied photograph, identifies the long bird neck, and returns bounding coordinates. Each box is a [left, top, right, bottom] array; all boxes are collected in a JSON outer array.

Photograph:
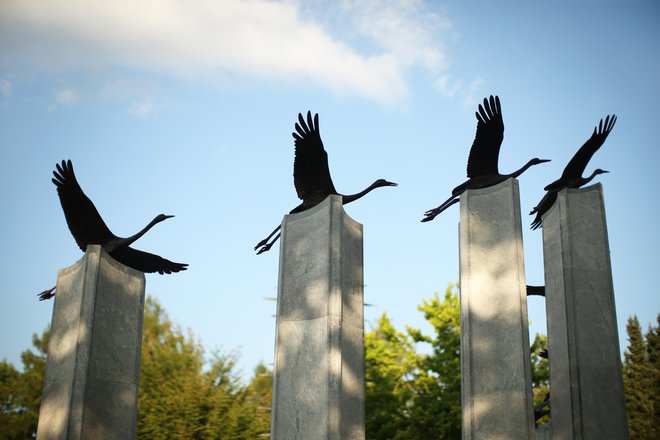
[[509, 159, 537, 179], [579, 170, 601, 186], [342, 181, 381, 205], [117, 217, 162, 248]]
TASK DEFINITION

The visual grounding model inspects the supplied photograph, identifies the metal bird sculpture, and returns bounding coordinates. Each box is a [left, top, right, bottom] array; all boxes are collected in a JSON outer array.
[[530, 115, 616, 230], [39, 160, 188, 300], [255, 111, 397, 254], [422, 95, 550, 222]]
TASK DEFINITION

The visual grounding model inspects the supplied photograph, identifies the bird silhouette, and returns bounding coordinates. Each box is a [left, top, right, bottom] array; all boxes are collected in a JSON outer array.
[[422, 95, 550, 222], [255, 111, 397, 255], [38, 160, 188, 300], [530, 115, 616, 230]]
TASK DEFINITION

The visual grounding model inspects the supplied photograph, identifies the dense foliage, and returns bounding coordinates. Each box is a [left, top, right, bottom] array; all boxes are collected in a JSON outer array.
[[0, 298, 272, 440], [623, 314, 660, 440], [1, 293, 658, 439]]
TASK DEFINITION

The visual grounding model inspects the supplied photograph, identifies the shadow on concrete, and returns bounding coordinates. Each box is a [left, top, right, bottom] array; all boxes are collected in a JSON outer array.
[[272, 195, 364, 438], [37, 246, 145, 439]]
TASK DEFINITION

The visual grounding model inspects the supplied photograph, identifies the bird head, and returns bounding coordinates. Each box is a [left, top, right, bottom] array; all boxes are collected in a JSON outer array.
[[374, 179, 398, 188], [594, 168, 610, 175], [155, 214, 175, 223], [531, 158, 551, 165]]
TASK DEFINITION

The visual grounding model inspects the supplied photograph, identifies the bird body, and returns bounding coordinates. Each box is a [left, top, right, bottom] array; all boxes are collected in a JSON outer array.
[[255, 112, 397, 254], [422, 95, 550, 222], [530, 115, 616, 230], [39, 160, 187, 300]]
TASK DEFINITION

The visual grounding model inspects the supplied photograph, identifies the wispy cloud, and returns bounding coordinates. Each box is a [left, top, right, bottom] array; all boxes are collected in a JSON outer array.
[[55, 87, 77, 104], [464, 76, 484, 108], [127, 100, 155, 118], [435, 75, 461, 98], [0, 0, 452, 104], [0, 77, 12, 97], [0, 77, 11, 107]]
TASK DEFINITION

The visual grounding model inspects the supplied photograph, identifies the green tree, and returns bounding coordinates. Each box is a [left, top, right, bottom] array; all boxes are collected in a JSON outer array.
[[530, 333, 549, 424], [137, 297, 270, 439], [365, 312, 419, 439], [0, 298, 271, 439], [365, 284, 462, 439], [246, 363, 273, 437], [0, 328, 48, 440], [623, 316, 655, 440], [404, 286, 461, 439], [643, 314, 660, 438]]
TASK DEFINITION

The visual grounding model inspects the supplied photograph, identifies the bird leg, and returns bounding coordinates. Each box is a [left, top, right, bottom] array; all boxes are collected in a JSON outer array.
[[38, 286, 56, 301], [255, 224, 282, 253], [421, 197, 460, 222], [256, 232, 281, 255]]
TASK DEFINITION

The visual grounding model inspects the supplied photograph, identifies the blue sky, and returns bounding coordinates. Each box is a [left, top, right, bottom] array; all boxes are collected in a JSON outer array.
[[1, 0, 658, 378]]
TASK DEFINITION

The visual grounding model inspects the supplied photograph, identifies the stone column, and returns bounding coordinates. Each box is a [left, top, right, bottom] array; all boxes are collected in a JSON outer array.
[[542, 184, 628, 439], [37, 245, 146, 440], [271, 195, 364, 440], [459, 178, 535, 439]]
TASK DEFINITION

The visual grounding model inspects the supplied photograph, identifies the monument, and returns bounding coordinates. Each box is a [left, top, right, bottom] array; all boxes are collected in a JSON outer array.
[[542, 184, 628, 439], [270, 195, 365, 439], [459, 178, 536, 439], [37, 246, 146, 440]]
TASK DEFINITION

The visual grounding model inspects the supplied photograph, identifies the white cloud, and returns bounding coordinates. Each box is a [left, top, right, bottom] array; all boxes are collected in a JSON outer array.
[[128, 100, 155, 117], [55, 87, 77, 104], [0, 77, 12, 97], [464, 76, 484, 108], [0, 0, 452, 104], [435, 75, 461, 98], [339, 0, 450, 72]]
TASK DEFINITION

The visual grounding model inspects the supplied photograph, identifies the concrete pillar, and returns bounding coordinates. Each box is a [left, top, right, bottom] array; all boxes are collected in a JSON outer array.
[[541, 184, 628, 439], [37, 245, 146, 440], [459, 178, 536, 439], [271, 195, 364, 440]]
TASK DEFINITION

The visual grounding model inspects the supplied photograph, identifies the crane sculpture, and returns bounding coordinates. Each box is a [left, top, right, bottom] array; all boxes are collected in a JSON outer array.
[[530, 115, 616, 230], [39, 160, 188, 300], [255, 111, 397, 255], [422, 95, 550, 222]]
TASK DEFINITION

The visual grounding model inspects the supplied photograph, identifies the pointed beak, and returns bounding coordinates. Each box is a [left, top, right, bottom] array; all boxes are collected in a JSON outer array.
[[164, 214, 175, 219], [602, 170, 610, 174], [387, 181, 398, 187], [538, 159, 551, 164]]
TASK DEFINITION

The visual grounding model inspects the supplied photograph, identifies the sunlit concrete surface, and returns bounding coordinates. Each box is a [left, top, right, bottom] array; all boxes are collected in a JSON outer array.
[[459, 178, 535, 439], [542, 184, 628, 440], [271, 195, 364, 440], [37, 245, 146, 440]]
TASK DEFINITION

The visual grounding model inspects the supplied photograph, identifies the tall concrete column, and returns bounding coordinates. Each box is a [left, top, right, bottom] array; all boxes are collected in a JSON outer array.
[[271, 195, 364, 440], [37, 245, 146, 440], [542, 184, 628, 439], [459, 178, 535, 439]]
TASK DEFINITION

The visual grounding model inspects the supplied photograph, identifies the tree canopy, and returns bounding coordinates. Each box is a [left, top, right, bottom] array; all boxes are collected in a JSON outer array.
[[1, 291, 658, 439]]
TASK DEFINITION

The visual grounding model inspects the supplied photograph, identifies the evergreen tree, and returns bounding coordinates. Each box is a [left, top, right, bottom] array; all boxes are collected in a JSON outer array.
[[644, 314, 660, 438], [623, 316, 654, 439]]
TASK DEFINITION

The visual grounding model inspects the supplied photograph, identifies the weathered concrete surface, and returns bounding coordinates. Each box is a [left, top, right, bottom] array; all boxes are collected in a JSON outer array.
[[542, 184, 628, 439], [37, 245, 146, 440], [459, 178, 535, 439], [271, 195, 364, 440]]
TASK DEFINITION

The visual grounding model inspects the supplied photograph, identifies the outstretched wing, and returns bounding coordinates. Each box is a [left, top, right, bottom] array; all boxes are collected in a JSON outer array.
[[111, 246, 188, 274], [52, 160, 114, 251], [466, 95, 505, 178], [292, 111, 337, 201], [560, 114, 616, 180]]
